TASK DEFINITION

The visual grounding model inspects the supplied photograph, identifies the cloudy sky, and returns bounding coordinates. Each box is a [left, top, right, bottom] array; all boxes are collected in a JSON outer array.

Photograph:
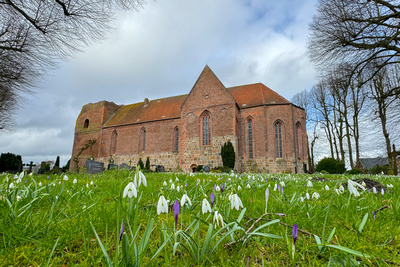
[[1, 0, 320, 166]]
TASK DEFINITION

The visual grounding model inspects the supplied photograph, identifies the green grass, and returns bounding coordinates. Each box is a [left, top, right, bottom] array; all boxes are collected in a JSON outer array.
[[1, 170, 399, 266]]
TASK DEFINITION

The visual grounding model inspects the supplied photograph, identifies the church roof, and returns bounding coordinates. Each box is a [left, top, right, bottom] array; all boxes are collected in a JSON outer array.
[[103, 76, 291, 128], [104, 94, 186, 128], [227, 83, 290, 107]]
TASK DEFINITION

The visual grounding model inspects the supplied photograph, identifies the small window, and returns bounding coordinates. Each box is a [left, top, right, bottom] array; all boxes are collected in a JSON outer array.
[[111, 130, 118, 154], [84, 119, 89, 128]]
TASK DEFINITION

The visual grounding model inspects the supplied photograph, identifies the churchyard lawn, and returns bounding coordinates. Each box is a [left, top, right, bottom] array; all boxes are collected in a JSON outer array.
[[1, 170, 399, 266]]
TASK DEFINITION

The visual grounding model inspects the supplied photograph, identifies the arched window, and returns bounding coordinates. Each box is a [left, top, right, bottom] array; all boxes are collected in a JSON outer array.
[[275, 121, 283, 158], [296, 122, 303, 160], [84, 119, 89, 128], [110, 130, 118, 155], [139, 127, 146, 152], [248, 119, 253, 159], [201, 111, 211, 146], [174, 127, 179, 151]]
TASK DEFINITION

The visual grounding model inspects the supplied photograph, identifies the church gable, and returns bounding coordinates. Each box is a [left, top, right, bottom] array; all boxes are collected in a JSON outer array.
[[181, 65, 236, 113]]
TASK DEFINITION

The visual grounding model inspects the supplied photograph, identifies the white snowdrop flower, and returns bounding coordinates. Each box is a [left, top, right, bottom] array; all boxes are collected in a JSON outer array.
[[215, 185, 221, 192], [361, 182, 366, 187], [83, 205, 86, 209], [268, 184, 271, 187], [274, 183, 278, 191], [325, 185, 330, 191], [280, 181, 285, 187], [213, 211, 224, 228], [202, 198, 212, 214], [63, 175, 68, 181], [230, 194, 243, 210], [238, 185, 242, 191], [53, 183, 56, 187], [157, 196, 168, 215], [19, 171, 24, 180], [300, 197, 304, 202], [372, 187, 377, 194], [387, 184, 394, 188], [123, 182, 137, 198], [134, 171, 147, 188], [55, 196, 58, 199], [347, 179, 365, 197], [306, 192, 310, 200], [169, 179, 173, 183], [335, 189, 341, 195], [14, 175, 18, 180], [203, 179, 205, 183], [39, 182, 42, 187], [171, 183, 175, 190], [16, 178, 21, 184], [176, 185, 180, 192], [16, 195, 21, 201], [86, 183, 89, 188], [337, 185, 344, 194], [190, 172, 194, 177], [58, 181, 61, 184], [246, 184, 251, 189], [90, 181, 94, 185], [9, 182, 14, 189], [228, 178, 231, 181], [163, 181, 167, 186], [73, 178, 77, 184], [381, 188, 385, 196], [230, 172, 235, 177], [167, 199, 170, 204], [307, 181, 313, 187], [175, 177, 179, 182], [312, 192, 320, 200], [181, 194, 192, 207]]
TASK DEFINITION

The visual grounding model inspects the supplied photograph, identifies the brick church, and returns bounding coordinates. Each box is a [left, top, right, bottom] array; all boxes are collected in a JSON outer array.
[[70, 66, 308, 173]]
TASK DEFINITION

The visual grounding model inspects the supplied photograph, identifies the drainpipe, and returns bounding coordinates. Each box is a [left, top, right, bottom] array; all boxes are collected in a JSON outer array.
[[291, 104, 298, 174]]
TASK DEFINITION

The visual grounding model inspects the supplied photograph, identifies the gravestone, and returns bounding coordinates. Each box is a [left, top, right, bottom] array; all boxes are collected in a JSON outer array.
[[156, 165, 165, 173], [107, 163, 118, 170], [119, 163, 128, 170], [203, 165, 210, 173], [86, 160, 104, 174], [39, 162, 47, 174]]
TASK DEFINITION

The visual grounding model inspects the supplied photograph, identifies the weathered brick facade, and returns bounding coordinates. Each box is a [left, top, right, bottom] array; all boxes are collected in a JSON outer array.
[[70, 66, 308, 173]]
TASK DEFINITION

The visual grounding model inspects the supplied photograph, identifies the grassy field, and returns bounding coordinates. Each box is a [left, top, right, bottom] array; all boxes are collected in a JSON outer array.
[[1, 169, 399, 266]]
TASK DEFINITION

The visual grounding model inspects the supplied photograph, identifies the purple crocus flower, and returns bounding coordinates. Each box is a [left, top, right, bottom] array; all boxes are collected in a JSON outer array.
[[119, 222, 125, 241], [174, 200, 179, 231], [210, 192, 215, 208], [292, 223, 298, 245], [47, 176, 49, 180], [25, 180, 27, 184], [185, 182, 188, 187], [214, 184, 217, 191], [373, 212, 376, 220], [221, 183, 225, 194], [281, 186, 284, 196], [265, 178, 268, 183]]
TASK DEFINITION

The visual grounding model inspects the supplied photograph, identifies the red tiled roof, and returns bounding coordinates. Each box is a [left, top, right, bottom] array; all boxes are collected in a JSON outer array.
[[104, 95, 186, 127], [228, 83, 290, 107], [104, 83, 290, 127]]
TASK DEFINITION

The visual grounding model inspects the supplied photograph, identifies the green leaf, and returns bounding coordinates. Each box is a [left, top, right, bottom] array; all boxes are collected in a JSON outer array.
[[358, 213, 368, 234], [236, 207, 247, 223], [91, 223, 113, 267], [200, 224, 214, 261], [121, 233, 131, 264], [325, 244, 370, 258], [326, 227, 336, 243], [314, 234, 322, 252], [45, 237, 59, 267]]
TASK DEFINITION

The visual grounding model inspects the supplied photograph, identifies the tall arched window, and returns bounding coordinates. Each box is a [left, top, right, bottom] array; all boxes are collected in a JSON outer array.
[[84, 119, 89, 128], [275, 121, 283, 158], [201, 111, 211, 146], [248, 119, 253, 159], [139, 127, 146, 152], [110, 130, 118, 155], [296, 122, 303, 160], [174, 127, 179, 151]]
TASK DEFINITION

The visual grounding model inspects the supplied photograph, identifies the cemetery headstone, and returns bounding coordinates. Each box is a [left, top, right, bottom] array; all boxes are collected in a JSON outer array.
[[203, 165, 210, 173], [156, 165, 165, 172], [86, 160, 104, 174], [119, 163, 128, 170], [107, 163, 118, 170], [39, 162, 46, 174]]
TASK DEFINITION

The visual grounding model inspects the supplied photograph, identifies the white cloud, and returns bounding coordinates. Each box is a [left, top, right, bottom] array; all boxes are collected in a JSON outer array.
[[2, 0, 319, 165]]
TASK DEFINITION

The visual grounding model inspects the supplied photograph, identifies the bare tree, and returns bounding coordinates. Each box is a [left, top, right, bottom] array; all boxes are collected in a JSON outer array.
[[0, 0, 145, 131], [309, 0, 400, 96]]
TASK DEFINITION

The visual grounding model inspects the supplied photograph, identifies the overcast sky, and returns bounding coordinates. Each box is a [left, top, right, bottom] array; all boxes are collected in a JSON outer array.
[[2, 0, 321, 166]]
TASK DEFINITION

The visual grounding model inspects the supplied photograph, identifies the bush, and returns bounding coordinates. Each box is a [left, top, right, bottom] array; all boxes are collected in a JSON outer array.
[[0, 152, 22, 173], [138, 158, 144, 170], [212, 166, 231, 173], [221, 141, 235, 169], [196, 165, 204, 172], [145, 157, 150, 171], [369, 165, 388, 175], [315, 158, 346, 174], [348, 168, 362, 174]]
